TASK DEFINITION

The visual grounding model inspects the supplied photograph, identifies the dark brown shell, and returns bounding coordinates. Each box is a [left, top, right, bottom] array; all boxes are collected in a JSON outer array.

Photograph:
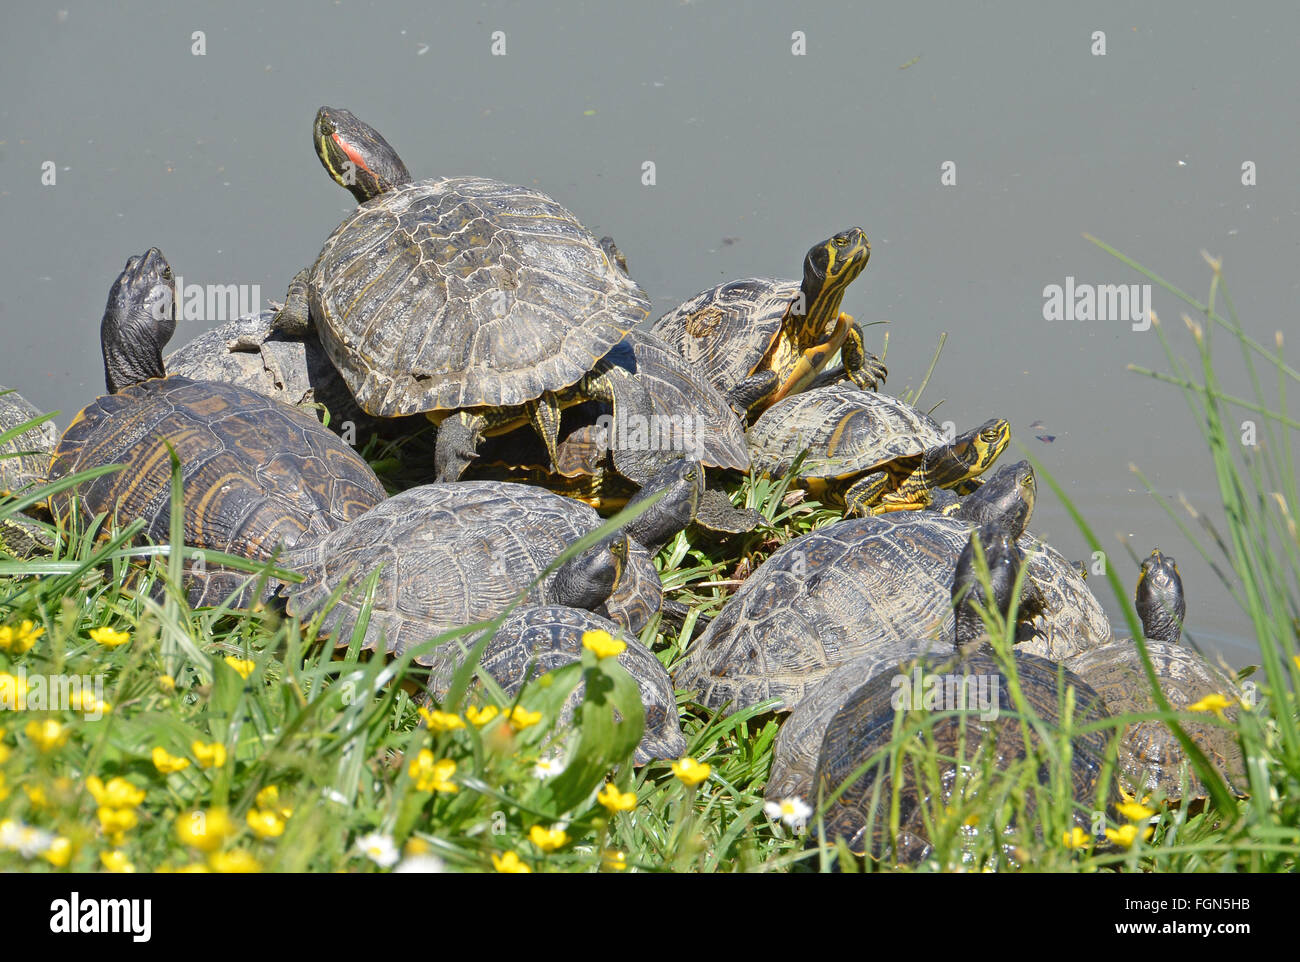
[[1064, 640, 1246, 799], [813, 650, 1112, 860], [0, 386, 57, 493], [47, 377, 386, 605], [425, 605, 686, 764]]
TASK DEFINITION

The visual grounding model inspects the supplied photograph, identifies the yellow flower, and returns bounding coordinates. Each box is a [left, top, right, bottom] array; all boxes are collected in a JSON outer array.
[[158, 674, 176, 693], [1188, 693, 1232, 717], [0, 744, 8, 766], [224, 656, 256, 680], [208, 849, 262, 873], [43, 837, 72, 868], [152, 746, 191, 774], [0, 773, 7, 802], [175, 808, 235, 853], [528, 825, 569, 852], [465, 705, 499, 727], [597, 782, 638, 813], [192, 741, 227, 769], [508, 706, 542, 730], [405, 836, 432, 856], [601, 849, 628, 872], [68, 689, 110, 716], [0, 620, 44, 654], [89, 626, 131, 648], [97, 806, 138, 835], [582, 629, 626, 660], [1117, 802, 1156, 822], [101, 850, 134, 873], [492, 851, 531, 873], [1062, 827, 1091, 850], [25, 719, 68, 752], [246, 808, 286, 839], [408, 750, 458, 793], [255, 785, 293, 819], [671, 756, 711, 787], [86, 776, 145, 809], [1105, 823, 1153, 848], [0, 672, 28, 704], [173, 862, 211, 873], [24, 783, 48, 808], [418, 707, 465, 733]]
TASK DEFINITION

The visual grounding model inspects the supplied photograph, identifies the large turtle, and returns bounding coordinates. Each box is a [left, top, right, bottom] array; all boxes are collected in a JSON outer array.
[[46, 248, 387, 607], [649, 228, 885, 419], [746, 384, 1010, 514], [811, 526, 1113, 861], [1063, 550, 1246, 800], [281, 462, 702, 664], [673, 474, 1110, 714], [765, 462, 1040, 803], [274, 107, 651, 482], [427, 605, 686, 764]]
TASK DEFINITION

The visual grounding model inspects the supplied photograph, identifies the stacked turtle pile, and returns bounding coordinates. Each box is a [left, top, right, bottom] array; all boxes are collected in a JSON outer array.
[[0, 108, 1244, 861]]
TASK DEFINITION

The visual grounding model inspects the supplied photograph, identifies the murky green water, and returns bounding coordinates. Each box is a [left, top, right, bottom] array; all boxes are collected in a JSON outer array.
[[4, 1, 1297, 665]]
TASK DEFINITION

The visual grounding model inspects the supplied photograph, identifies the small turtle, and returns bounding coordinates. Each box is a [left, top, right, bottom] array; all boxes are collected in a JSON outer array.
[[1064, 550, 1246, 799], [273, 107, 651, 481], [651, 228, 886, 418], [673, 476, 1110, 714], [46, 248, 387, 606], [426, 605, 686, 764], [281, 461, 702, 664], [0, 387, 59, 555], [812, 526, 1113, 860], [746, 384, 1010, 514]]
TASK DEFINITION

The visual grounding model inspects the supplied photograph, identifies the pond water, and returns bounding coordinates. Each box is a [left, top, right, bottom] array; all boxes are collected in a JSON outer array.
[[4, 1, 1297, 667]]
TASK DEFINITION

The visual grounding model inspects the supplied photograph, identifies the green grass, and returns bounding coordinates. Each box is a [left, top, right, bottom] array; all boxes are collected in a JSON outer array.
[[0, 246, 1296, 872]]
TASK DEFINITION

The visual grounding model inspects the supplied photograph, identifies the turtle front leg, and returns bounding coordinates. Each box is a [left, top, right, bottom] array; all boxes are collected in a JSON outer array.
[[433, 411, 486, 481], [525, 391, 563, 471], [843, 472, 890, 516], [842, 320, 887, 391], [270, 268, 313, 339], [724, 370, 780, 419]]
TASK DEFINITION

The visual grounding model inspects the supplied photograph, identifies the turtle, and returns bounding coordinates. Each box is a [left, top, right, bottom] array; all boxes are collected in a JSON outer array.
[[46, 248, 388, 607], [471, 327, 761, 534], [273, 107, 651, 482], [425, 605, 686, 764], [745, 383, 1010, 514], [810, 525, 1113, 861], [673, 481, 1111, 714], [1063, 550, 1246, 800], [764, 462, 1041, 803], [0, 387, 59, 556], [649, 227, 886, 419], [281, 461, 703, 665]]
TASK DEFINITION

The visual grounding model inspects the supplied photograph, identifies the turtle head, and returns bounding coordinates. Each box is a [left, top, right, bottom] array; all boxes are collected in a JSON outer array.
[[101, 247, 176, 394], [941, 419, 1011, 481], [951, 523, 1022, 650], [800, 227, 870, 301], [620, 459, 704, 553], [314, 106, 413, 203], [553, 533, 629, 611], [1135, 549, 1185, 643], [957, 460, 1036, 537]]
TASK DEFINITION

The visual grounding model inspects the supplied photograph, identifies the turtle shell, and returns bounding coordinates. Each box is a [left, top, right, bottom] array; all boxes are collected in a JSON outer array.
[[650, 277, 795, 398], [1064, 640, 1246, 799], [425, 605, 686, 764], [280, 480, 664, 665], [812, 649, 1112, 860], [309, 177, 649, 418], [746, 384, 947, 481], [46, 377, 386, 605], [165, 309, 379, 436], [673, 513, 1110, 713], [0, 386, 57, 494], [766, 642, 946, 805]]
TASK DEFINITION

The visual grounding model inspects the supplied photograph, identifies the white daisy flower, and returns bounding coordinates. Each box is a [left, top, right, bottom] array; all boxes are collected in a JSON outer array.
[[763, 797, 812, 829], [356, 832, 400, 868], [532, 756, 565, 779], [393, 854, 447, 873]]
